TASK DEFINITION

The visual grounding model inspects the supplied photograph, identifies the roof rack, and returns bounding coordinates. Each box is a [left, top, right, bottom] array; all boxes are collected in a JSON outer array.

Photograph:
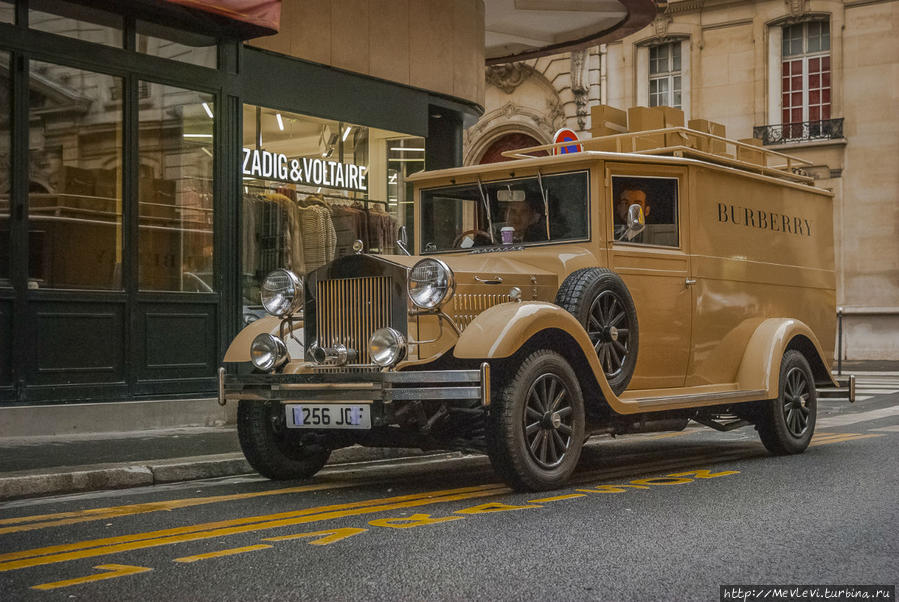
[[501, 127, 816, 185]]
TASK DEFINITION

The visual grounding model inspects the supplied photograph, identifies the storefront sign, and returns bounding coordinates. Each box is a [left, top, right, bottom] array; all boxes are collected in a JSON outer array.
[[242, 148, 367, 192]]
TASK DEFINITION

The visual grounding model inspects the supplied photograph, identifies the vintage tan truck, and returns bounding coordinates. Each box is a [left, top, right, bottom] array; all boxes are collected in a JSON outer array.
[[221, 121, 850, 491]]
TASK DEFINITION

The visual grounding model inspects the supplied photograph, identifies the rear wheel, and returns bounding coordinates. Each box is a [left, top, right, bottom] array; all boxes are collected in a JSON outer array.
[[756, 350, 817, 455], [238, 400, 331, 480], [488, 350, 585, 491]]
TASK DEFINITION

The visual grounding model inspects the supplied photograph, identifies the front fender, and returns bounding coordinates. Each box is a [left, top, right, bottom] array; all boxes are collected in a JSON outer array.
[[224, 317, 303, 363], [453, 302, 620, 406], [736, 318, 836, 397]]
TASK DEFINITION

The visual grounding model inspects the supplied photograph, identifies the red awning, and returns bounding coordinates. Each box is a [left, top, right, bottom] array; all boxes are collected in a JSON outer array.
[[161, 0, 281, 36]]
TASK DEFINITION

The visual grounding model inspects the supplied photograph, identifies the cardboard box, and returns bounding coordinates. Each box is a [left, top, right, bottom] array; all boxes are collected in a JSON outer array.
[[687, 119, 727, 154], [590, 104, 628, 138], [737, 137, 766, 166], [657, 106, 685, 147], [627, 106, 665, 151]]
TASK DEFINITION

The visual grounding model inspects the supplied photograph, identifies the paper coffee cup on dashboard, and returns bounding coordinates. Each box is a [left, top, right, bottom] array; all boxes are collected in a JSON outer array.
[[501, 226, 515, 244]]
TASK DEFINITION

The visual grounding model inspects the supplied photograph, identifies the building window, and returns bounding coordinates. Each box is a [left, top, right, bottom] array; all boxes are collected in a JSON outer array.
[[27, 61, 123, 290], [649, 43, 681, 109], [782, 21, 830, 131], [0, 50, 8, 284], [138, 84, 214, 292]]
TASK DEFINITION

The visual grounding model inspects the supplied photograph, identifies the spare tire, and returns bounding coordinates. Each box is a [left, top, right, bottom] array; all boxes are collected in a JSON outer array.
[[556, 268, 638, 395]]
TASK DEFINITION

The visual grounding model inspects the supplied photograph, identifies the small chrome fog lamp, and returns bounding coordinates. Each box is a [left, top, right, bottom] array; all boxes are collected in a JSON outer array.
[[260, 269, 303, 317], [407, 258, 455, 309], [368, 327, 406, 367], [250, 333, 288, 371]]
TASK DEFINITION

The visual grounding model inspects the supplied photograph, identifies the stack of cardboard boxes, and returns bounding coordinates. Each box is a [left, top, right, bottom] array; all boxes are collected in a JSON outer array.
[[589, 105, 748, 161]]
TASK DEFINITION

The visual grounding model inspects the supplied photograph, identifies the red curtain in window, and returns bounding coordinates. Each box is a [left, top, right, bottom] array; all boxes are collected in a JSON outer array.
[[162, 0, 281, 34], [782, 55, 831, 134]]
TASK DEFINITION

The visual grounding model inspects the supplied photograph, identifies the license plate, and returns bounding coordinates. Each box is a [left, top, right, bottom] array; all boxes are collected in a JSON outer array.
[[285, 404, 371, 430]]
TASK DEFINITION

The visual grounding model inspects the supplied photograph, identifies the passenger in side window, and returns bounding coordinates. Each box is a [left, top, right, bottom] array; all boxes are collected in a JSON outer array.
[[614, 186, 650, 242]]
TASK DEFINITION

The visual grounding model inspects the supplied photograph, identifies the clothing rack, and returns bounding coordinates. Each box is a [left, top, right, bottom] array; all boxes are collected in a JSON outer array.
[[242, 182, 388, 210]]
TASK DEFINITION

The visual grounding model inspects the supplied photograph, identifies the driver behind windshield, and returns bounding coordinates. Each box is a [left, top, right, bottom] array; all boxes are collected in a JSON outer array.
[[502, 195, 547, 243]]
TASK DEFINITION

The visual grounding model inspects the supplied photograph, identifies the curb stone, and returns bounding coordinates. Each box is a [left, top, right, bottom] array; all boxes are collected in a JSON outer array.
[[0, 446, 440, 501]]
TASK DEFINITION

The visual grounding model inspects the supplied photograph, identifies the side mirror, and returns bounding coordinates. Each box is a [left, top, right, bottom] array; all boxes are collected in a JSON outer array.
[[626, 204, 645, 237], [396, 225, 411, 256]]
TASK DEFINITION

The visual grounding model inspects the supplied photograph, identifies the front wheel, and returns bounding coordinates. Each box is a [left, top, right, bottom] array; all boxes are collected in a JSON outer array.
[[238, 400, 331, 480], [756, 350, 817, 455], [488, 350, 586, 491]]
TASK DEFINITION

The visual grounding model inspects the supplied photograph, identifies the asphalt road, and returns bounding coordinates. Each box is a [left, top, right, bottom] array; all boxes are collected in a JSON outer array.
[[1, 391, 897, 601]]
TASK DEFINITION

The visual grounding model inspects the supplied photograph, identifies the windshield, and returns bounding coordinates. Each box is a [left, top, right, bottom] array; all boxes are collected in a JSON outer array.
[[419, 170, 589, 253]]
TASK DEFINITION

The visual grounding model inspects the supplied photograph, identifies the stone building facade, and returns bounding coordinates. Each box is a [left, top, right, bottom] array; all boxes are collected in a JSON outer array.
[[465, 0, 899, 361]]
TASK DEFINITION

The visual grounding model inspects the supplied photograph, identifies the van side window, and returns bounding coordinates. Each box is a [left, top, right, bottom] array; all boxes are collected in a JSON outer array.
[[611, 175, 679, 247]]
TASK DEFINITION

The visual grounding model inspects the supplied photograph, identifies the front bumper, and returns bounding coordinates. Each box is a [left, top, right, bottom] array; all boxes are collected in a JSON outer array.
[[219, 363, 490, 408]]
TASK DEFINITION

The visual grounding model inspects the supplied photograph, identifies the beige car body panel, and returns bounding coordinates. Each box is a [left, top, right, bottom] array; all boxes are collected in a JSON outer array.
[[404, 149, 837, 409]]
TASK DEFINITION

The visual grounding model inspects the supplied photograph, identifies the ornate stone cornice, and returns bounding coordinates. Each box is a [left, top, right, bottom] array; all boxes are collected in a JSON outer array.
[[485, 62, 537, 95]]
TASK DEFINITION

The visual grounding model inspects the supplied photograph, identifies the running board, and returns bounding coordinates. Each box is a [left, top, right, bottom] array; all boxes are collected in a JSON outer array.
[[627, 389, 767, 409]]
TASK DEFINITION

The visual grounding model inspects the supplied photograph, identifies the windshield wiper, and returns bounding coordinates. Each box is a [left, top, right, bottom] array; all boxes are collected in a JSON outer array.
[[536, 170, 551, 241], [476, 176, 496, 244]]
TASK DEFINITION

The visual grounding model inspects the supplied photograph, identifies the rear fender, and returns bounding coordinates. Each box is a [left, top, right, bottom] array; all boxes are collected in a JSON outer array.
[[453, 302, 620, 406], [736, 318, 836, 397]]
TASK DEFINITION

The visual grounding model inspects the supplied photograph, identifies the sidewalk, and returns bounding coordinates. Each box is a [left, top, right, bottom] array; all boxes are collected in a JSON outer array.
[[0, 425, 437, 501]]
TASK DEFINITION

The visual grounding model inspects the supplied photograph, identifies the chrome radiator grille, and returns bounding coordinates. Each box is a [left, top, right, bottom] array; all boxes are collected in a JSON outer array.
[[450, 293, 511, 331], [316, 276, 393, 364]]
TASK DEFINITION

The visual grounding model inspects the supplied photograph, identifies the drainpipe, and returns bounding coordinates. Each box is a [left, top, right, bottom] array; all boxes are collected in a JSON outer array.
[[600, 44, 608, 106]]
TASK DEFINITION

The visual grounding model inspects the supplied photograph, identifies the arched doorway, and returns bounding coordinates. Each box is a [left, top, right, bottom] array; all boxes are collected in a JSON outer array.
[[478, 132, 548, 164]]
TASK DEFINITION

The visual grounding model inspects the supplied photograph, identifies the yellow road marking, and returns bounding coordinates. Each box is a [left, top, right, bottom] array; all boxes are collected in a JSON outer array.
[[0, 481, 360, 535], [370, 513, 462, 529], [0, 483, 498, 564], [527, 494, 586, 503], [263, 527, 367, 546], [0, 485, 508, 573], [646, 431, 692, 440], [31, 564, 151, 591], [810, 433, 883, 446], [455, 502, 540, 514], [173, 544, 273, 563]]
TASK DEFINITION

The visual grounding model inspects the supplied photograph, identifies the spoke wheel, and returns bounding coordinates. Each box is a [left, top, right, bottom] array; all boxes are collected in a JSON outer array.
[[586, 290, 631, 379], [556, 268, 639, 395], [756, 349, 817, 455], [488, 349, 585, 491], [782, 366, 811, 437], [523, 373, 574, 469]]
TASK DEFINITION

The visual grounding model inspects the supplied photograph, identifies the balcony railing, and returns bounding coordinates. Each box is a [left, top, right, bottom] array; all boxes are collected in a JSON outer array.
[[753, 118, 843, 145]]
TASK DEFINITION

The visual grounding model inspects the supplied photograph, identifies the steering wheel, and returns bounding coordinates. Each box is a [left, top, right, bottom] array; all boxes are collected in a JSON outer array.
[[452, 229, 493, 248]]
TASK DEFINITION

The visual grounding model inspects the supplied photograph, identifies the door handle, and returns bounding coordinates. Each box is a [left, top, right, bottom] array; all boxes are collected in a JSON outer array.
[[475, 275, 504, 284], [685, 278, 697, 286]]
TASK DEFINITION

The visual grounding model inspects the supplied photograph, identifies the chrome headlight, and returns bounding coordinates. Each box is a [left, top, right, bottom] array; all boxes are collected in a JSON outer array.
[[407, 258, 455, 309], [368, 327, 406, 367], [250, 333, 288, 371], [260, 269, 303, 317]]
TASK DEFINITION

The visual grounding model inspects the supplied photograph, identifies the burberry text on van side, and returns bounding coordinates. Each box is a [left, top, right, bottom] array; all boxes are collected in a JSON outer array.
[[717, 203, 812, 236]]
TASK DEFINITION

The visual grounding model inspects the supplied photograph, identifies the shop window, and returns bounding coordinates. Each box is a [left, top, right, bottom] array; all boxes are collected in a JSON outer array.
[[138, 84, 214, 292], [29, 0, 123, 48], [611, 176, 679, 247], [137, 20, 217, 69], [0, 0, 13, 25], [649, 43, 681, 109], [240, 104, 423, 324], [27, 61, 123, 290], [781, 21, 831, 137], [0, 50, 8, 284]]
